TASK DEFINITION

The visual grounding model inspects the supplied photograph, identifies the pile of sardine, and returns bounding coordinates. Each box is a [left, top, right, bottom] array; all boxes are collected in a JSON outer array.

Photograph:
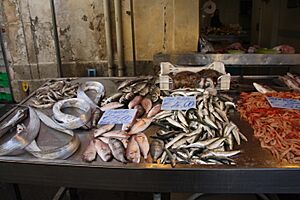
[[101, 76, 160, 110], [83, 124, 150, 163], [31, 79, 79, 109], [150, 90, 247, 166]]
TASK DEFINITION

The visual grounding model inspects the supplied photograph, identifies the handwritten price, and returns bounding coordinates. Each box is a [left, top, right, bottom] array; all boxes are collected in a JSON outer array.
[[162, 96, 196, 110], [98, 109, 137, 124]]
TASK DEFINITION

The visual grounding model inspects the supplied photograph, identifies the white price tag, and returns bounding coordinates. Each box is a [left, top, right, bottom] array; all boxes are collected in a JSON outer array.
[[161, 96, 196, 110], [98, 109, 137, 124], [267, 96, 300, 110]]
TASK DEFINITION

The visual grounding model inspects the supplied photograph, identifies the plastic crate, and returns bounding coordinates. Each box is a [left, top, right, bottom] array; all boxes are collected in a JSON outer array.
[[0, 72, 9, 80], [0, 92, 12, 102], [0, 72, 9, 87], [159, 62, 231, 91], [0, 79, 9, 87]]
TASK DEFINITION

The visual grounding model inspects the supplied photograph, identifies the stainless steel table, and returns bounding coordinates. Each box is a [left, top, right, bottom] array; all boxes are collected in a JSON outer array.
[[0, 77, 300, 194]]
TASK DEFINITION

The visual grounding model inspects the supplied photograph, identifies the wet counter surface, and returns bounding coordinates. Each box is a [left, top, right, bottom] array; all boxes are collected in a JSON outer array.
[[0, 77, 299, 193]]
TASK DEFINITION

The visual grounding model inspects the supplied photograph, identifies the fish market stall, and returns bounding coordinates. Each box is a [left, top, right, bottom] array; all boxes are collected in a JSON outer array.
[[0, 75, 300, 195]]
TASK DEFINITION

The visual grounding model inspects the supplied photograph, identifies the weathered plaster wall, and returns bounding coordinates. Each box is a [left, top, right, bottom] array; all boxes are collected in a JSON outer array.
[[1, 0, 57, 81], [122, 0, 199, 61], [1, 0, 200, 101]]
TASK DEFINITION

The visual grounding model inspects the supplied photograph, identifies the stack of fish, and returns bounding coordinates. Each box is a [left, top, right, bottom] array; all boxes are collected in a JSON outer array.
[[150, 90, 247, 166], [102, 76, 160, 108], [279, 73, 300, 91], [82, 77, 164, 163], [83, 124, 150, 163], [31, 79, 79, 109]]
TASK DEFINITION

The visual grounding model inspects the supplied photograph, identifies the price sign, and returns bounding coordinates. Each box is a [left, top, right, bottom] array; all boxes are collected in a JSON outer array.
[[161, 96, 196, 110], [267, 96, 300, 110], [98, 109, 137, 124]]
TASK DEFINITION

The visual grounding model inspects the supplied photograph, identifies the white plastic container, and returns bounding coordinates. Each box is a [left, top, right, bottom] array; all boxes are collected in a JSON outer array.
[[159, 61, 230, 91]]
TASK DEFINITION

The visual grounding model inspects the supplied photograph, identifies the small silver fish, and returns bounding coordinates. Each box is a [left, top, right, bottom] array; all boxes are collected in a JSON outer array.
[[119, 92, 135, 104], [166, 117, 188, 132], [133, 82, 148, 94], [200, 150, 241, 159], [103, 93, 123, 104], [139, 85, 150, 96], [253, 82, 275, 94]]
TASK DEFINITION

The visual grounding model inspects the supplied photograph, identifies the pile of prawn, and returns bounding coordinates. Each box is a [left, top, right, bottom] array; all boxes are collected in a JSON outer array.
[[238, 92, 300, 163]]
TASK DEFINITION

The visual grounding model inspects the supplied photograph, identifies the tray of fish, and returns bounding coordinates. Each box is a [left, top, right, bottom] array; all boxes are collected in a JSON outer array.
[[0, 79, 105, 160], [83, 76, 161, 163], [0, 77, 262, 169]]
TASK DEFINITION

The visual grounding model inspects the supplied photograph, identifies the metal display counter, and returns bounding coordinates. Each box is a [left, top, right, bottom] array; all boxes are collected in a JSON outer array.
[[154, 53, 300, 66], [0, 77, 300, 194]]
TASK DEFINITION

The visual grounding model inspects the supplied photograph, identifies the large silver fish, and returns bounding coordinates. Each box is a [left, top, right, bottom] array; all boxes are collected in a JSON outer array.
[[0, 107, 28, 139], [77, 81, 105, 110], [52, 98, 92, 129], [0, 107, 40, 156], [26, 109, 80, 160]]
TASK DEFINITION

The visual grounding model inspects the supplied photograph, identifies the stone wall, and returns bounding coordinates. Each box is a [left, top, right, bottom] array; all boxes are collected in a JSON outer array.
[[0, 0, 199, 102]]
